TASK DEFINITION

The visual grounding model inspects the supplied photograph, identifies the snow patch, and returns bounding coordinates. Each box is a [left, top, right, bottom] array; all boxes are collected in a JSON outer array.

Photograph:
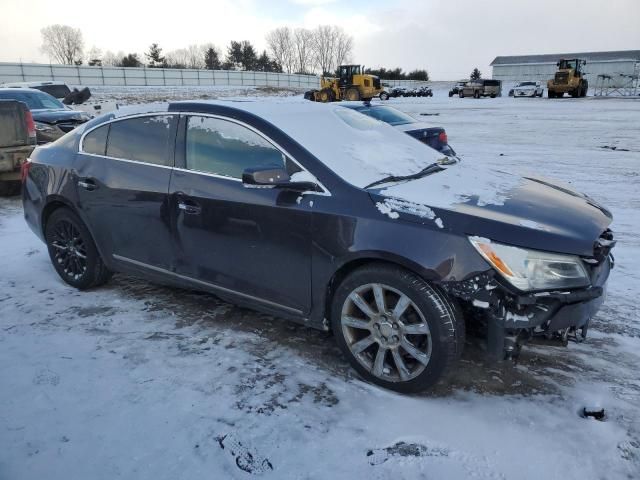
[[376, 202, 399, 219]]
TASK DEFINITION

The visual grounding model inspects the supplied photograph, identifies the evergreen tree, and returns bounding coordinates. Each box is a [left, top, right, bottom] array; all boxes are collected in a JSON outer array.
[[204, 47, 220, 70], [145, 43, 165, 68], [226, 41, 243, 69], [470, 67, 482, 80], [240, 40, 258, 71], [256, 50, 272, 72], [120, 53, 142, 67]]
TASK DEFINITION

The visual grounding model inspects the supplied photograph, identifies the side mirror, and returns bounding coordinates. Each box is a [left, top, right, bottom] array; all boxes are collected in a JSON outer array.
[[242, 167, 320, 192]]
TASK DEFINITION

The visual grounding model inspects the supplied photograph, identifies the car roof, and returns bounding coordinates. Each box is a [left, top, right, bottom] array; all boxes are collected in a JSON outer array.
[[1, 81, 66, 87], [0, 87, 53, 94]]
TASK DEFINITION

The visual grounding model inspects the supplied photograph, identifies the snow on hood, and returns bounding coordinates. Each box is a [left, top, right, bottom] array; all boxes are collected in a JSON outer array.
[[378, 161, 524, 211]]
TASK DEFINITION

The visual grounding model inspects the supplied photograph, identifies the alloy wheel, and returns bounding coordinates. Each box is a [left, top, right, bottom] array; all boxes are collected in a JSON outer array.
[[50, 219, 88, 281], [341, 283, 432, 382]]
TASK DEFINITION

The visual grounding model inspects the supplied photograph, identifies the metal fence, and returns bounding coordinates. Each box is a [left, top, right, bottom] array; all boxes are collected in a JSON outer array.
[[0, 62, 320, 89], [0, 62, 437, 90]]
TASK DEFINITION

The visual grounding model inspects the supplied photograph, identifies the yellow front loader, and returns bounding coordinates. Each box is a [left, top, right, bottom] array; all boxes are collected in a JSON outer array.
[[304, 65, 386, 102]]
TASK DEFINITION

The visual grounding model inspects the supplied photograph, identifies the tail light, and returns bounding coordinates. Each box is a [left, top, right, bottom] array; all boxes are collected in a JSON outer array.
[[438, 131, 448, 144], [25, 110, 37, 143], [21, 159, 32, 183]]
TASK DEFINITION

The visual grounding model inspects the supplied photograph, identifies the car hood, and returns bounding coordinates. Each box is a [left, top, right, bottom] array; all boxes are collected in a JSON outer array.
[[32, 109, 90, 124], [371, 164, 612, 257]]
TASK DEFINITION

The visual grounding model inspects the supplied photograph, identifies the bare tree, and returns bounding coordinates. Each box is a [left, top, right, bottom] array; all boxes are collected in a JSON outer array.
[[293, 28, 314, 74], [102, 51, 123, 67], [311, 25, 337, 75], [165, 49, 189, 69], [40, 24, 84, 64], [87, 46, 102, 66], [185, 45, 205, 69], [266, 27, 295, 73], [333, 28, 353, 69]]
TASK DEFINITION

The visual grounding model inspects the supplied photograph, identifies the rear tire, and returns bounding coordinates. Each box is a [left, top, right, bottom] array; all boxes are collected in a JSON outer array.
[[459, 91, 464, 98], [379, 92, 389, 101], [45, 208, 112, 290], [318, 88, 335, 103], [330, 264, 464, 393], [474, 90, 480, 99]]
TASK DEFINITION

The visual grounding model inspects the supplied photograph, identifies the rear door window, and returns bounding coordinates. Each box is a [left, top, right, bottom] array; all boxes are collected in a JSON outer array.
[[82, 124, 109, 156], [106, 115, 175, 166], [185, 116, 287, 179]]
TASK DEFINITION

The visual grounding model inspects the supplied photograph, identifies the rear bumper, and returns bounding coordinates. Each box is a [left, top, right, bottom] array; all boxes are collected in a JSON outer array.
[[0, 145, 34, 180]]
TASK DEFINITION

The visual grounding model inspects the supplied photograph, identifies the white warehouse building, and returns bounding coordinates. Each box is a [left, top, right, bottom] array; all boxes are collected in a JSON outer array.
[[491, 50, 640, 87]]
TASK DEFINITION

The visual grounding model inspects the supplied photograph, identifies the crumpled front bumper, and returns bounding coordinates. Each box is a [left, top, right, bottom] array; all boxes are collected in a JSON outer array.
[[443, 254, 613, 359]]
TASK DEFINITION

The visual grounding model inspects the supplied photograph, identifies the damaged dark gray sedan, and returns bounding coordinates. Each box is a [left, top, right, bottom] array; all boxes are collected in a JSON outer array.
[[22, 100, 615, 393]]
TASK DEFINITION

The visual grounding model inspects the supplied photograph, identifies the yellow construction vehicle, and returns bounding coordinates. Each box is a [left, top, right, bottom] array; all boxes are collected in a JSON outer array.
[[304, 65, 386, 102], [547, 59, 588, 98]]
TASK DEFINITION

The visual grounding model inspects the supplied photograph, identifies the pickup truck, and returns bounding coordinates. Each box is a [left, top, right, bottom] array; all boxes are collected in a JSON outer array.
[[0, 100, 36, 195]]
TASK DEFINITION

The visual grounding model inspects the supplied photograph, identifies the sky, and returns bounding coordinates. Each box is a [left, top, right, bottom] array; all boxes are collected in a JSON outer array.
[[0, 0, 638, 80]]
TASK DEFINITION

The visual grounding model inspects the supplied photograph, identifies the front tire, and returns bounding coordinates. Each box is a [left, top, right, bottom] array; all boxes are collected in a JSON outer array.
[[380, 92, 389, 101], [331, 264, 464, 393], [345, 87, 361, 101], [45, 208, 112, 290]]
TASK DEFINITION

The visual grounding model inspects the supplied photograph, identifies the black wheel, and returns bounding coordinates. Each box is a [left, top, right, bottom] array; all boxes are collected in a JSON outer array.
[[379, 92, 389, 101], [45, 208, 112, 290], [474, 90, 480, 99], [581, 80, 588, 97], [490, 94, 496, 98], [331, 264, 464, 393], [345, 87, 361, 101], [459, 91, 464, 98]]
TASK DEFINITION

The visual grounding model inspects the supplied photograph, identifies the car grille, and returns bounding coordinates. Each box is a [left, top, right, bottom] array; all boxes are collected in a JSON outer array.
[[554, 72, 569, 84]]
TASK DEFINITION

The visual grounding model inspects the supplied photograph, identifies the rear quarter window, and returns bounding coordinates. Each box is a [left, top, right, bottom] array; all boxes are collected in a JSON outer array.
[[106, 115, 175, 166], [82, 124, 109, 155]]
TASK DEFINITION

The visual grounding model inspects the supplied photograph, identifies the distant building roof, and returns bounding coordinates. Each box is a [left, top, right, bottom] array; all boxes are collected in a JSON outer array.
[[491, 50, 640, 66]]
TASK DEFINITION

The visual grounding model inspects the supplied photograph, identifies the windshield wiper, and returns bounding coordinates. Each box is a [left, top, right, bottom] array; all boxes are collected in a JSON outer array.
[[364, 162, 445, 189]]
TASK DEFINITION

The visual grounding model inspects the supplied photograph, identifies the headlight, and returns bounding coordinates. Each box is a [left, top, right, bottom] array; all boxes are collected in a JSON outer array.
[[469, 236, 590, 291], [34, 121, 56, 133]]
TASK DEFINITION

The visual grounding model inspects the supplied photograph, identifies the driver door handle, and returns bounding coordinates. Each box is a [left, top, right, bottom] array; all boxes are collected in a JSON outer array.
[[176, 195, 201, 215], [78, 178, 98, 191]]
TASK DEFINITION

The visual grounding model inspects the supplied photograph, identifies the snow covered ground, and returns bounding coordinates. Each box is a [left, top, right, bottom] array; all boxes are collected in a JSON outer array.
[[1, 88, 639, 479]]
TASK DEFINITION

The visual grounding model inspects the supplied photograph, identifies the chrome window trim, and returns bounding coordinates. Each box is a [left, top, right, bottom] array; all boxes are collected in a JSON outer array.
[[78, 112, 177, 168], [112, 254, 304, 316], [78, 110, 331, 196]]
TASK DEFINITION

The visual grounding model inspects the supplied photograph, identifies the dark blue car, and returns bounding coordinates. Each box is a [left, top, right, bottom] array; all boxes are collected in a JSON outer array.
[[22, 100, 615, 392]]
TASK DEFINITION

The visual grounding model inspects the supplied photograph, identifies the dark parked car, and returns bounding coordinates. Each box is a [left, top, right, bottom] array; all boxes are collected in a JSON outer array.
[[0, 88, 90, 144], [23, 101, 615, 393], [341, 103, 456, 157]]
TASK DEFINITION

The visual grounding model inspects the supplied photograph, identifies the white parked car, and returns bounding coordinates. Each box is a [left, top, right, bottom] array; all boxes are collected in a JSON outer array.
[[512, 81, 544, 97]]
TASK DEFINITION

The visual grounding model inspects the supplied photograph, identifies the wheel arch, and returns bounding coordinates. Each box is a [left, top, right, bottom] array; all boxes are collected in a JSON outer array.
[[41, 195, 78, 234], [323, 253, 442, 324]]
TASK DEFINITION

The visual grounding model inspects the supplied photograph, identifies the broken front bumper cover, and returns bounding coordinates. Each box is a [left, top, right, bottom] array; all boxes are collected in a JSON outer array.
[[444, 254, 613, 359]]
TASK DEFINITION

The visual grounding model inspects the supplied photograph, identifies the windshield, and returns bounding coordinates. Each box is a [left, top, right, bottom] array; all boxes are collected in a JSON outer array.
[[517, 82, 536, 87], [0, 90, 65, 110], [355, 106, 416, 126], [239, 102, 446, 190]]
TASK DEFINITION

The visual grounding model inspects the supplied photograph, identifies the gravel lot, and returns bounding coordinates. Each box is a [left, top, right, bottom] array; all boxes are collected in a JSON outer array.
[[1, 89, 639, 479]]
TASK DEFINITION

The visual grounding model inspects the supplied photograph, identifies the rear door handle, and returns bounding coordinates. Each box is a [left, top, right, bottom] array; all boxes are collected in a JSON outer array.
[[78, 178, 98, 191], [178, 202, 201, 214]]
